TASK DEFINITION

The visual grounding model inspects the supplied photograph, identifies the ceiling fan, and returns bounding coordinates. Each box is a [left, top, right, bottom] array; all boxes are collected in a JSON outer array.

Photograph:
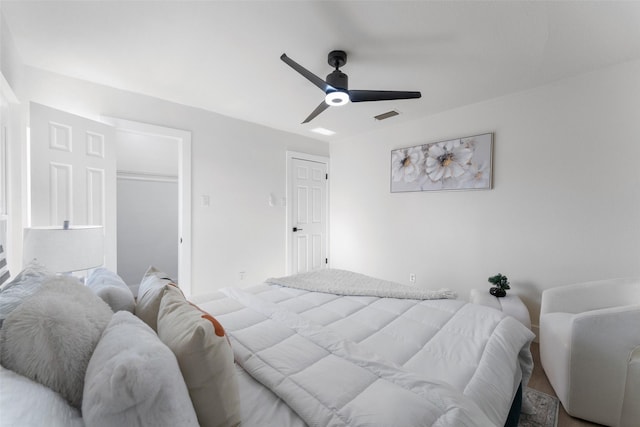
[[280, 50, 422, 124]]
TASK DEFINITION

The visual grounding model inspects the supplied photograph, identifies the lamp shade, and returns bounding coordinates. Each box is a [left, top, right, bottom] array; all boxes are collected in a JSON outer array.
[[23, 226, 104, 273]]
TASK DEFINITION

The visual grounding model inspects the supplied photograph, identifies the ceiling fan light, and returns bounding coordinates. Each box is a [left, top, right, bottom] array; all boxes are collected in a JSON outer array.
[[325, 91, 350, 106]]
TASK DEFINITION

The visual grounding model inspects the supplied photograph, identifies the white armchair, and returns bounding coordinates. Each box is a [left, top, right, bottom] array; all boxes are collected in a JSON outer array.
[[539, 277, 640, 426]]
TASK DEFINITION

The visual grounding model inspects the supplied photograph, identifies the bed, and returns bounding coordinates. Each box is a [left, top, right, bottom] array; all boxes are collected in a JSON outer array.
[[0, 266, 534, 427]]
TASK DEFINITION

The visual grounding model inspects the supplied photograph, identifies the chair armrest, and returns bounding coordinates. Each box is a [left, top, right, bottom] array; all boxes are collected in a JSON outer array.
[[568, 306, 640, 417], [621, 346, 640, 427], [541, 278, 640, 315], [560, 306, 640, 421], [572, 306, 640, 349]]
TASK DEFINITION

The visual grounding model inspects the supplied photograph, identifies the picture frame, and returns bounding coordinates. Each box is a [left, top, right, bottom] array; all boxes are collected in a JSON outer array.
[[390, 132, 493, 193]]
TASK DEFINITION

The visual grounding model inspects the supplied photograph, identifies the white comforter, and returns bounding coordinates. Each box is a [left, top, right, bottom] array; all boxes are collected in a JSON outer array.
[[196, 277, 534, 427], [1, 271, 534, 427]]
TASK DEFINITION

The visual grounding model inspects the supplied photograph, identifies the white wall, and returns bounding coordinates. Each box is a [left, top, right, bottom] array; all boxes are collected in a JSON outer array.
[[5, 64, 329, 295], [117, 178, 178, 286], [330, 59, 640, 332], [116, 130, 179, 176]]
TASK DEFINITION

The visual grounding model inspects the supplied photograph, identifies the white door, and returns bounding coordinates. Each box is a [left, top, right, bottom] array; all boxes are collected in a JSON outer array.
[[29, 102, 116, 269], [289, 156, 328, 274]]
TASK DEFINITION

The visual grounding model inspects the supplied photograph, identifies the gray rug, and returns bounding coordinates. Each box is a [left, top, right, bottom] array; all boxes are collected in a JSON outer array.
[[519, 388, 559, 427]]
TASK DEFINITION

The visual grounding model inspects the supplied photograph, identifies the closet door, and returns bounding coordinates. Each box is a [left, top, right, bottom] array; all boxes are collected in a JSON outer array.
[[29, 102, 116, 269], [290, 157, 328, 274]]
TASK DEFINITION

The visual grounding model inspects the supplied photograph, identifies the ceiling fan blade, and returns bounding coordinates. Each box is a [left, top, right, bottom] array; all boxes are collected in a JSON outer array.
[[281, 54, 334, 93], [349, 90, 422, 102], [302, 101, 330, 124]]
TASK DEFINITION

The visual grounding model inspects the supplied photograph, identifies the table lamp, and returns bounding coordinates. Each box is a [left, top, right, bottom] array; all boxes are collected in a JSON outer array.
[[23, 224, 104, 273]]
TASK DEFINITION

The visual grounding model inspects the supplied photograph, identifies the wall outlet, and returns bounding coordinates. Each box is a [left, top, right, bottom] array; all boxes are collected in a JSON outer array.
[[239, 271, 246, 280], [409, 273, 416, 284]]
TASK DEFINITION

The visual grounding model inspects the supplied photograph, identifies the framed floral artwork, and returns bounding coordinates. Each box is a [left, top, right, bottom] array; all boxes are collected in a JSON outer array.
[[390, 133, 493, 192]]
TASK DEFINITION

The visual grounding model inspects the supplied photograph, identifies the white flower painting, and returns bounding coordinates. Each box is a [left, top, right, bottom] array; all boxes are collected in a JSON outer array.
[[390, 133, 493, 192]]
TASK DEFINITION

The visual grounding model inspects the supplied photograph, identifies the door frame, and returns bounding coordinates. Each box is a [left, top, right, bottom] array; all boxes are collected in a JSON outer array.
[[285, 151, 329, 275], [0, 75, 18, 274], [103, 117, 192, 297]]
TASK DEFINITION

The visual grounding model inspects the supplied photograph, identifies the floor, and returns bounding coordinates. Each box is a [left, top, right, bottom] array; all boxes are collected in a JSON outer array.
[[528, 342, 603, 427]]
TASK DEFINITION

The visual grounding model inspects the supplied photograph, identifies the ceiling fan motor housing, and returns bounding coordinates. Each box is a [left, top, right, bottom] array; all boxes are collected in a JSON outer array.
[[326, 50, 348, 91], [326, 70, 348, 91]]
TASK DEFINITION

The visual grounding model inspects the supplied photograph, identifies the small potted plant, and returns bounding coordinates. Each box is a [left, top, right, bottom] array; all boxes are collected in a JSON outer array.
[[488, 273, 510, 297]]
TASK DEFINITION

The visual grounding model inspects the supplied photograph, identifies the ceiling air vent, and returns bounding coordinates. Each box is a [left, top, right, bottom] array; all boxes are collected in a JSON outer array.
[[374, 110, 400, 121]]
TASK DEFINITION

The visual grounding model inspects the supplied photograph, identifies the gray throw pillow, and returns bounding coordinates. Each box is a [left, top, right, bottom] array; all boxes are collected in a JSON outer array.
[[134, 266, 176, 331], [86, 267, 135, 313], [0, 260, 53, 327], [0, 275, 113, 408], [0, 244, 9, 287]]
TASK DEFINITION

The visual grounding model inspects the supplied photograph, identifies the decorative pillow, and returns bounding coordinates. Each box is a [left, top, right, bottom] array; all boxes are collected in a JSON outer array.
[[0, 280, 46, 328], [0, 244, 9, 287], [0, 258, 50, 291], [82, 311, 199, 427], [0, 364, 84, 427], [0, 260, 54, 327], [157, 285, 241, 427], [87, 267, 135, 313], [0, 275, 113, 408], [134, 266, 177, 331]]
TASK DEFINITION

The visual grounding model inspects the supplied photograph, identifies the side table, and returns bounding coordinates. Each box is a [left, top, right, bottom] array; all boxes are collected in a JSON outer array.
[[469, 289, 531, 330]]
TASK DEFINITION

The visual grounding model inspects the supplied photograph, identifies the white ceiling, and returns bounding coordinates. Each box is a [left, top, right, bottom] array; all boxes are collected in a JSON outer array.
[[3, 1, 640, 142]]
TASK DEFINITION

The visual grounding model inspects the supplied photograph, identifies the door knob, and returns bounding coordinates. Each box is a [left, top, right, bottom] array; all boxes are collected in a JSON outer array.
[[292, 227, 303, 232]]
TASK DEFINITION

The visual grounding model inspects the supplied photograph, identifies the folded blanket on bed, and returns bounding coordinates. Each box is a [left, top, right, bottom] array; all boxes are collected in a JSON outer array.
[[267, 269, 457, 300], [221, 287, 495, 427]]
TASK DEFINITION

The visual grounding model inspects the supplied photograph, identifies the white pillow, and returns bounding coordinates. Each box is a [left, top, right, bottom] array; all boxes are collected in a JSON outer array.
[[0, 364, 84, 427], [0, 275, 113, 408], [86, 267, 135, 313], [134, 266, 177, 331], [83, 311, 199, 427], [158, 285, 241, 427]]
